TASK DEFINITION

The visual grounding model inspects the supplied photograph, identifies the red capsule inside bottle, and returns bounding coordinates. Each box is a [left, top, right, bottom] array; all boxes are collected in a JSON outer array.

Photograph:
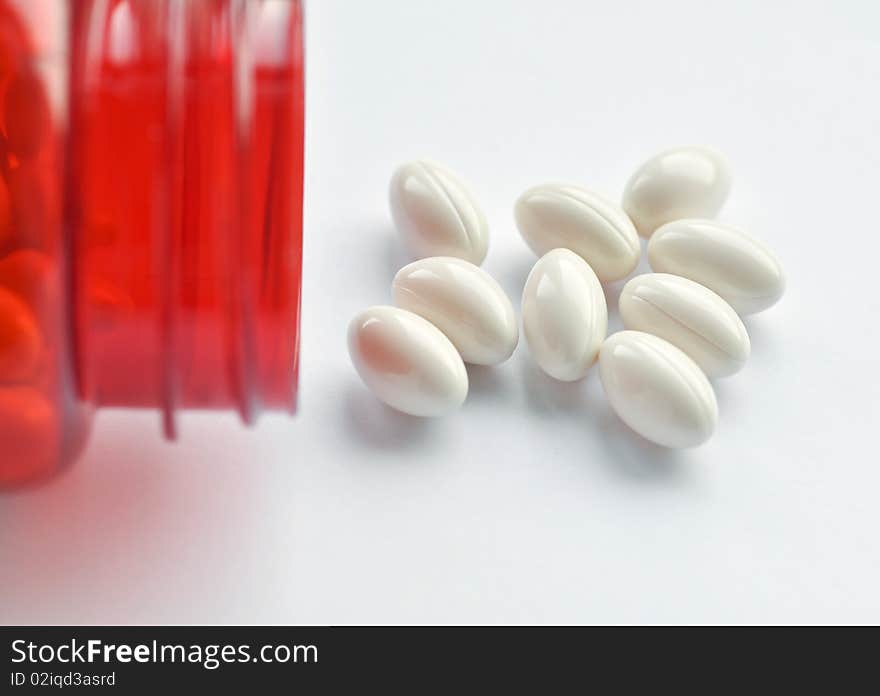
[[0, 0, 304, 486]]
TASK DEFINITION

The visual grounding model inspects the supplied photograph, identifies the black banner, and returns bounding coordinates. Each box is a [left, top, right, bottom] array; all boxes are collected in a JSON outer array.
[[1, 625, 866, 691]]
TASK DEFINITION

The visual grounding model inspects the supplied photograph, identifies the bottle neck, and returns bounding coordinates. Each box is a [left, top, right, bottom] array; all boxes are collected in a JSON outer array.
[[64, 0, 303, 437]]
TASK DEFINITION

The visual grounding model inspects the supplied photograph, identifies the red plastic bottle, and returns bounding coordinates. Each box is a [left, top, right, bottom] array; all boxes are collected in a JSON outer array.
[[0, 0, 304, 486]]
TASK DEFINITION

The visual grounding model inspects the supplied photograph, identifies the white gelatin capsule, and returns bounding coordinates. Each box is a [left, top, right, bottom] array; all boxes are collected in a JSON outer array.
[[647, 219, 785, 315], [348, 306, 468, 416], [622, 146, 731, 237], [392, 257, 517, 365], [619, 273, 750, 378], [389, 160, 489, 265], [514, 184, 639, 282], [522, 248, 607, 382], [599, 331, 718, 448]]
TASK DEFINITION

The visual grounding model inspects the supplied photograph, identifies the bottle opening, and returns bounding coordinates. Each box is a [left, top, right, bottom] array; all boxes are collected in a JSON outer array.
[[66, 0, 304, 438], [0, 0, 303, 486]]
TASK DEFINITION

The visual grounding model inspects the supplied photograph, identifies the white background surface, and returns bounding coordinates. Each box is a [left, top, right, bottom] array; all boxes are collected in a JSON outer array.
[[2, 0, 880, 624]]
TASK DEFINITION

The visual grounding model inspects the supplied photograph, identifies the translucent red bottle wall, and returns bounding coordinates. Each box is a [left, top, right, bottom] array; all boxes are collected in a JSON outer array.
[[0, 0, 304, 486]]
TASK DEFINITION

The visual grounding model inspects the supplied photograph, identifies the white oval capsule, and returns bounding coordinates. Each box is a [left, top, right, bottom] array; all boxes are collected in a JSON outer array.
[[514, 184, 639, 282], [619, 273, 750, 378], [522, 248, 607, 382], [647, 219, 785, 315], [389, 160, 488, 265], [622, 146, 731, 237], [348, 306, 468, 416], [392, 257, 517, 366], [599, 331, 718, 448]]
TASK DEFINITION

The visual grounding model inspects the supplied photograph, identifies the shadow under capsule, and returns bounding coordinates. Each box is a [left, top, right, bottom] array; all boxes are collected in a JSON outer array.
[[591, 404, 694, 483], [341, 382, 440, 453]]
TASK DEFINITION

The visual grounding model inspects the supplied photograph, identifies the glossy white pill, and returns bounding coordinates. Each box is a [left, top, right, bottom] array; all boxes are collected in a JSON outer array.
[[389, 160, 488, 265], [522, 248, 607, 382], [392, 257, 517, 366], [514, 184, 639, 282], [648, 219, 785, 315], [619, 273, 750, 378], [599, 331, 718, 448], [622, 146, 731, 237], [348, 306, 468, 416]]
